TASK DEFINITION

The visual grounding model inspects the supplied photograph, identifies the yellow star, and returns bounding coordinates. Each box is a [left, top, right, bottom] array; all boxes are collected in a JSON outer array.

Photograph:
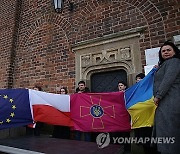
[[3, 95, 8, 99], [10, 112, 15, 117], [0, 121, 3, 125], [9, 99, 14, 103], [6, 119, 11, 123], [12, 105, 16, 110]]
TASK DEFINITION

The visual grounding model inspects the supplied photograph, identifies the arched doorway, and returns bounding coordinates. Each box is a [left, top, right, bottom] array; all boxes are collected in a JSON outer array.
[[91, 70, 127, 92], [72, 29, 143, 89]]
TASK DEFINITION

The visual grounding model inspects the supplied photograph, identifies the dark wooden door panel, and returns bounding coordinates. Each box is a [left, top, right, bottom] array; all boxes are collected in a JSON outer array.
[[91, 70, 127, 92]]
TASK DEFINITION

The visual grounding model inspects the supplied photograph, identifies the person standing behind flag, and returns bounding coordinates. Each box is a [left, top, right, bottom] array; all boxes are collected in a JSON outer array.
[[118, 80, 127, 92], [74, 81, 91, 142], [33, 85, 44, 136], [135, 73, 145, 83], [75, 80, 90, 93], [52, 87, 70, 139], [116, 81, 131, 153], [26, 85, 44, 136], [153, 41, 180, 154], [133, 73, 157, 154]]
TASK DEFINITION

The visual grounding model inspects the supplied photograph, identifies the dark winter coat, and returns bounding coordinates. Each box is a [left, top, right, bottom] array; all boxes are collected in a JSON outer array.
[[153, 58, 180, 154]]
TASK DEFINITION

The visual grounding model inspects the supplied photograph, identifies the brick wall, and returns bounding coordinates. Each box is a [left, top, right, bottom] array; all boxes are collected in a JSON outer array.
[[0, 0, 179, 93], [0, 0, 17, 88]]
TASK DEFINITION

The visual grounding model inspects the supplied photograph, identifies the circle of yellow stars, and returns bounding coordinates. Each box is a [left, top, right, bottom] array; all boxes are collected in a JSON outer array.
[[0, 94, 16, 125]]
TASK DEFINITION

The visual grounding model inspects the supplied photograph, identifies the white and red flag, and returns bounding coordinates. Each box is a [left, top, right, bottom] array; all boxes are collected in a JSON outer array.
[[29, 89, 73, 127]]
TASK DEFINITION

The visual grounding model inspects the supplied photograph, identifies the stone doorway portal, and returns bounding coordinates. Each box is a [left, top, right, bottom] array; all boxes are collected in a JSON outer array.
[[72, 28, 144, 89]]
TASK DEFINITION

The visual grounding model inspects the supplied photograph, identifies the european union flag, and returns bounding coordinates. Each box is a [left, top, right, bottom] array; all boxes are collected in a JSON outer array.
[[0, 89, 33, 130], [125, 68, 157, 129]]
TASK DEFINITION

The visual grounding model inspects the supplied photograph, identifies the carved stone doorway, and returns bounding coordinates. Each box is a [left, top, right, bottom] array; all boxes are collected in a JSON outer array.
[[72, 28, 144, 89], [91, 70, 127, 92]]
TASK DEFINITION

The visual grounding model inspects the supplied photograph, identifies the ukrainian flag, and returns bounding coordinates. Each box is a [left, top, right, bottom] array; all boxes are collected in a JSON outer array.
[[125, 68, 157, 129]]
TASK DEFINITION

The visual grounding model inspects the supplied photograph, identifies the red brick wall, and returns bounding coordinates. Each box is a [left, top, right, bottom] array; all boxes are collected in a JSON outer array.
[[0, 0, 179, 93], [0, 0, 17, 88]]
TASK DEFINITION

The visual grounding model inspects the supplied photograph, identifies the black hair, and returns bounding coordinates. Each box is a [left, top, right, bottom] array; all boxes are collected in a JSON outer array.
[[78, 80, 86, 85], [76, 81, 90, 93], [33, 85, 42, 91], [158, 41, 180, 65], [60, 87, 68, 94], [136, 73, 145, 79], [118, 80, 127, 87]]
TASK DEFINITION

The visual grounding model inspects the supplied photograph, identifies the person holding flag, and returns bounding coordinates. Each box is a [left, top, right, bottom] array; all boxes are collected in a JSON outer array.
[[52, 87, 70, 139], [153, 41, 180, 154], [118, 80, 127, 92], [126, 72, 158, 154]]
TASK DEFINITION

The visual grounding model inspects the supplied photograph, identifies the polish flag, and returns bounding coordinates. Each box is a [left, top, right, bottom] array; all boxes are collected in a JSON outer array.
[[29, 89, 73, 127]]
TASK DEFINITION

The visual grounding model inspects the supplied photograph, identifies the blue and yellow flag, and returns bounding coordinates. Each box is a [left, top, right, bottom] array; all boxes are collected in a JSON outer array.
[[0, 89, 33, 130], [125, 68, 157, 129]]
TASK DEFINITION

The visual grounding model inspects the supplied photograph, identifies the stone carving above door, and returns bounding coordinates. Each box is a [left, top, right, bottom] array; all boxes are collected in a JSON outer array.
[[120, 47, 131, 60], [81, 54, 91, 67], [80, 47, 132, 73], [72, 28, 144, 86]]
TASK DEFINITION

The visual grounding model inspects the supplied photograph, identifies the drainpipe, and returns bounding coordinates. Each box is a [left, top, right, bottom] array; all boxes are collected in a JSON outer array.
[[7, 0, 22, 88]]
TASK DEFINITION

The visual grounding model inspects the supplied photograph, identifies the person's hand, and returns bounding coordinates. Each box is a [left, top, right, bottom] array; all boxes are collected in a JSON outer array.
[[154, 65, 159, 68], [154, 97, 160, 106]]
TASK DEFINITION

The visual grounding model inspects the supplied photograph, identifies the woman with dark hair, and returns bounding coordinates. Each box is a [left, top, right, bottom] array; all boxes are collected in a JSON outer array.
[[52, 87, 70, 139], [158, 41, 180, 66], [26, 85, 43, 136], [33, 85, 44, 136], [153, 41, 180, 154], [33, 85, 42, 91], [60, 87, 68, 94]]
